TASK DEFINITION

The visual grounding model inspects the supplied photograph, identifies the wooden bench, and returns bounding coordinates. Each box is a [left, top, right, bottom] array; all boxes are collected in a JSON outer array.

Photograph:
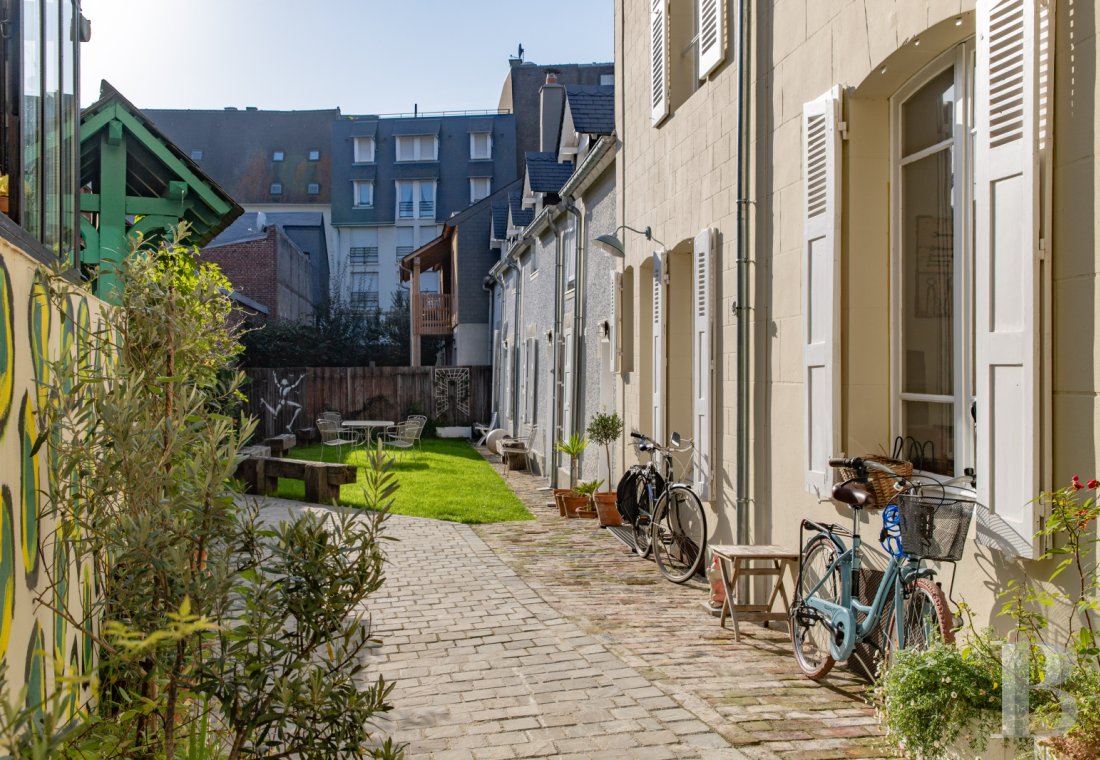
[[710, 544, 799, 642], [263, 434, 297, 457], [236, 456, 355, 504]]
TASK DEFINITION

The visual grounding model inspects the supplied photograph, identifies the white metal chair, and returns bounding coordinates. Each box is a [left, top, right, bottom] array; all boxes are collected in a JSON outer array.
[[474, 412, 498, 446], [499, 424, 538, 471], [317, 418, 361, 462], [382, 417, 426, 460]]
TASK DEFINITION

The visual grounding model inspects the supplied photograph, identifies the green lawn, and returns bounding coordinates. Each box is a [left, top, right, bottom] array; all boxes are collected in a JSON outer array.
[[271, 437, 534, 524]]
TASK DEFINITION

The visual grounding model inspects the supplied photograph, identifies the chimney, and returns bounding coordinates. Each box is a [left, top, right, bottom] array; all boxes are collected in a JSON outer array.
[[539, 69, 565, 152]]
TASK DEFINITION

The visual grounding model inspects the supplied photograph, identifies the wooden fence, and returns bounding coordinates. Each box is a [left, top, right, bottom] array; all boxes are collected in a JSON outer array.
[[242, 366, 492, 439]]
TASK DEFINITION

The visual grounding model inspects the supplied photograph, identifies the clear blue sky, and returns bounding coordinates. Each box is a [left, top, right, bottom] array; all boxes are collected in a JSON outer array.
[[79, 0, 614, 114]]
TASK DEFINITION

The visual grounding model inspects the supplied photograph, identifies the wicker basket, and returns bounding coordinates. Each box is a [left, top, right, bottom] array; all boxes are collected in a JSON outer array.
[[895, 493, 975, 562], [839, 455, 913, 508]]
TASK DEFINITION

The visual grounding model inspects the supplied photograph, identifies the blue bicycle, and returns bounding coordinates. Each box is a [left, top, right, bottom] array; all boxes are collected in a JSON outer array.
[[789, 456, 974, 679]]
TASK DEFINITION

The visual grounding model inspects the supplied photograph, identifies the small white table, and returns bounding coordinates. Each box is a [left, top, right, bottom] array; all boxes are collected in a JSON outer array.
[[341, 420, 395, 441]]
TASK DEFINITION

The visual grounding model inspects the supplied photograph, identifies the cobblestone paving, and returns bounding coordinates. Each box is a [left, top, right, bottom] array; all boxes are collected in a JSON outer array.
[[257, 448, 892, 759]]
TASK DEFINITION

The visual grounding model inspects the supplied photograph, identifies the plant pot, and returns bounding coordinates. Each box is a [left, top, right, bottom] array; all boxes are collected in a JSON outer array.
[[576, 507, 598, 519], [593, 491, 621, 526], [561, 494, 589, 518], [553, 488, 572, 517]]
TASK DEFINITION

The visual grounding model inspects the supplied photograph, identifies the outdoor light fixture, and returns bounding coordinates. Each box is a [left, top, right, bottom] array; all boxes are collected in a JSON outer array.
[[545, 329, 554, 344], [593, 224, 666, 257]]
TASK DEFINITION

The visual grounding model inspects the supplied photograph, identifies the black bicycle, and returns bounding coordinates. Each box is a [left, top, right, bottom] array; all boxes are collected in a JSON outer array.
[[629, 431, 708, 584]]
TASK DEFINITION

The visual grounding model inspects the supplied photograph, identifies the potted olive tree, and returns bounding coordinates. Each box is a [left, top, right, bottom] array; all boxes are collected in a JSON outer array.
[[587, 412, 624, 526]]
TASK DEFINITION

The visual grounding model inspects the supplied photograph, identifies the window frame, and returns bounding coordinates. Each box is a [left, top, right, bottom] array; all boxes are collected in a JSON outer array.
[[469, 132, 493, 160], [395, 134, 438, 162], [352, 179, 374, 208], [889, 43, 976, 481], [190, 149, 203, 161], [272, 150, 285, 162], [469, 177, 491, 203], [308, 149, 320, 161], [269, 182, 283, 195], [307, 182, 320, 195], [353, 136, 375, 163]]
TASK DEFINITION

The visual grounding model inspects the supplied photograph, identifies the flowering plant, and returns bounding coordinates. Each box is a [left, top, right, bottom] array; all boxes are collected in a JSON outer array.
[[874, 476, 1100, 759]]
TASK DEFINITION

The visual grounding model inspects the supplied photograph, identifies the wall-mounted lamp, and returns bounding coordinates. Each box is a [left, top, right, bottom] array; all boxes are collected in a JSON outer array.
[[593, 224, 667, 258], [545, 329, 554, 344], [598, 320, 610, 339]]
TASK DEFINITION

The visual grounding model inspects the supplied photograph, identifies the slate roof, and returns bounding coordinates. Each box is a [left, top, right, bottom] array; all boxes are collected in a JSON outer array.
[[208, 211, 325, 247], [565, 85, 614, 135], [509, 191, 533, 228], [491, 199, 509, 240], [524, 152, 574, 194]]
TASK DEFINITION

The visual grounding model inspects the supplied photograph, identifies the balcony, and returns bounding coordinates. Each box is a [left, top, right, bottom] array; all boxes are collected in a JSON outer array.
[[350, 246, 379, 266], [417, 293, 452, 335]]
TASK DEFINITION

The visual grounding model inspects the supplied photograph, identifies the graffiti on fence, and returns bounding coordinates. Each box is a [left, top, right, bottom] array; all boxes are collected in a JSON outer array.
[[259, 371, 306, 434]]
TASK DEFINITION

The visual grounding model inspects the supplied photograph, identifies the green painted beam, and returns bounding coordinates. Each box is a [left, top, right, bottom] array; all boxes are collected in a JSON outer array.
[[81, 194, 194, 218], [128, 215, 175, 244], [97, 123, 128, 302]]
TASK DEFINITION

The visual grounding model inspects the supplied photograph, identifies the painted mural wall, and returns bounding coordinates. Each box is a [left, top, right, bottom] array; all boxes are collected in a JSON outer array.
[[0, 236, 104, 716]]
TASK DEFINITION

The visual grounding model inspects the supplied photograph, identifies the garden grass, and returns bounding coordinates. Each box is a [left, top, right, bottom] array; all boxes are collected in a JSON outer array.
[[270, 437, 534, 524]]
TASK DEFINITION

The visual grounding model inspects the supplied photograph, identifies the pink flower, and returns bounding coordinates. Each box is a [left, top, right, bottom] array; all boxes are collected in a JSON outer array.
[[1087, 479, 1099, 490], [1072, 475, 1084, 492]]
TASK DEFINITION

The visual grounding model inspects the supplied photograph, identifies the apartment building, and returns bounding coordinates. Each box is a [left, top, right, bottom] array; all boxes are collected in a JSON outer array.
[[615, 0, 1098, 626]]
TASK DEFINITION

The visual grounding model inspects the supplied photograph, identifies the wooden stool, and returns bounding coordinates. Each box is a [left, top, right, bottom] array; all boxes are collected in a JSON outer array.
[[709, 544, 799, 642]]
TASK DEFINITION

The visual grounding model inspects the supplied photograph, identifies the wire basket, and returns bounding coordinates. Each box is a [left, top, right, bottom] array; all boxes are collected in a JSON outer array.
[[894, 493, 975, 562], [839, 455, 913, 508]]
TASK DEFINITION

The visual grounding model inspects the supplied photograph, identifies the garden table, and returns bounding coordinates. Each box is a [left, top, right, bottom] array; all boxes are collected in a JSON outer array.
[[341, 419, 395, 441]]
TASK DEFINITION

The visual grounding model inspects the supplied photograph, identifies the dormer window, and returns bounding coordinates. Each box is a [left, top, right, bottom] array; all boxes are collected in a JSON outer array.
[[270, 182, 283, 195], [395, 135, 438, 162], [308, 149, 320, 161], [272, 150, 285, 162], [307, 182, 320, 195], [190, 149, 204, 161]]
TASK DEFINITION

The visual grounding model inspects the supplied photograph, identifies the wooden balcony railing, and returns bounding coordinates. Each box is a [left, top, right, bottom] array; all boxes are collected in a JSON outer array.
[[417, 293, 452, 335]]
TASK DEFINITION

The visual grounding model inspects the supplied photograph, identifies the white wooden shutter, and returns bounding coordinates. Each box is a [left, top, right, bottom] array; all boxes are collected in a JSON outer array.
[[610, 270, 621, 373], [652, 251, 666, 446], [562, 329, 574, 441], [692, 228, 714, 499], [697, 0, 726, 79], [974, 0, 1052, 559], [801, 86, 841, 497], [651, 0, 669, 125]]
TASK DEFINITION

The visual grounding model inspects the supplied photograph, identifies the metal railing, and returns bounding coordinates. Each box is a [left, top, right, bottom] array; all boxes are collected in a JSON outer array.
[[349, 246, 379, 266], [418, 201, 434, 218], [398, 201, 414, 217]]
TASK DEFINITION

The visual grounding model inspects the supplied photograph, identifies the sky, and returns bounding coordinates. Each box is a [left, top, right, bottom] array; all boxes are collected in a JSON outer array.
[[79, 0, 614, 114]]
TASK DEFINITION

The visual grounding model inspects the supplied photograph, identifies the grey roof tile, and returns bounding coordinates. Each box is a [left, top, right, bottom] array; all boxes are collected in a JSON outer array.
[[565, 84, 614, 135], [509, 191, 533, 228], [492, 199, 509, 239], [525, 151, 574, 193]]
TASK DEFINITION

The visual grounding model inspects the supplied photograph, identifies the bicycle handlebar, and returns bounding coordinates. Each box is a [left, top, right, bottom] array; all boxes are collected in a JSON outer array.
[[630, 431, 693, 454], [828, 456, 896, 476]]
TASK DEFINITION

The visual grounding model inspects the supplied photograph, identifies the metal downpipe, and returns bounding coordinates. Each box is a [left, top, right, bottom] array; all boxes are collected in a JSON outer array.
[[735, 0, 753, 547]]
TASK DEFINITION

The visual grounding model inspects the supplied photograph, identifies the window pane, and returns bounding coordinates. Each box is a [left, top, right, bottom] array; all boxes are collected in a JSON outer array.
[[902, 400, 955, 476], [61, 0, 77, 262], [22, 0, 42, 239], [42, 0, 60, 249], [419, 182, 434, 218], [902, 67, 955, 156], [901, 149, 954, 396]]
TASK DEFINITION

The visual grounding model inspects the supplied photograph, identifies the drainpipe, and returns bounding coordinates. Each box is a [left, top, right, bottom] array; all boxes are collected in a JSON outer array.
[[545, 213, 565, 488], [560, 199, 585, 443], [483, 274, 499, 415], [507, 256, 522, 437], [734, 0, 753, 547]]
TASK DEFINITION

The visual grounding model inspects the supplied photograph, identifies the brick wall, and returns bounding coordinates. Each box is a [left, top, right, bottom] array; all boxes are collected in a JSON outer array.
[[201, 225, 315, 321]]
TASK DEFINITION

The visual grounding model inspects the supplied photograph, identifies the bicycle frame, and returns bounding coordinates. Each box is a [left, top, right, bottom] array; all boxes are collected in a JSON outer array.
[[798, 516, 931, 661]]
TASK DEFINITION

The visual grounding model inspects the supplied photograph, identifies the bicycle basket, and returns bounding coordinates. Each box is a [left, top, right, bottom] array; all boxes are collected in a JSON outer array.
[[840, 455, 913, 508], [894, 493, 975, 562]]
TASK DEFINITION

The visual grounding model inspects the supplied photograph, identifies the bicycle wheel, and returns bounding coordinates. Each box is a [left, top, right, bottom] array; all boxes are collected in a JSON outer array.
[[790, 534, 841, 680], [632, 481, 654, 558], [888, 577, 954, 652], [651, 487, 707, 583]]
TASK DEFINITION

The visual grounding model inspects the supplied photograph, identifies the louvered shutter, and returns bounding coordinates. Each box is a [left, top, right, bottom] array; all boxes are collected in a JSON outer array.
[[974, 0, 1052, 559], [651, 0, 669, 124], [697, 0, 726, 79], [692, 228, 714, 499], [652, 251, 666, 446], [610, 271, 621, 373], [801, 86, 841, 497], [562, 329, 574, 442]]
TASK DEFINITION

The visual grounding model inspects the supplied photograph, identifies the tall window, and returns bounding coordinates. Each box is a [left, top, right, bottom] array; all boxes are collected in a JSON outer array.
[[1, 0, 80, 257], [470, 177, 491, 203], [893, 45, 975, 477], [353, 136, 375, 163], [396, 180, 435, 219], [470, 132, 492, 160], [353, 180, 373, 208], [395, 134, 437, 162]]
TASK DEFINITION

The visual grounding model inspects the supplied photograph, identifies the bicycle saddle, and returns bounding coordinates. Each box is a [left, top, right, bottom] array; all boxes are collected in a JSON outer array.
[[831, 483, 874, 508]]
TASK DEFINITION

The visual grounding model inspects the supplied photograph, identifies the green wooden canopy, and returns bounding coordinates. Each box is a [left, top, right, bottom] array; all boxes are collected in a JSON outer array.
[[80, 81, 242, 301]]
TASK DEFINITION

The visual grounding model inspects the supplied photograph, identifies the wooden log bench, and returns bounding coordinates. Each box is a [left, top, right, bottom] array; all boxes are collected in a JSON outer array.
[[236, 456, 355, 504], [263, 434, 297, 457]]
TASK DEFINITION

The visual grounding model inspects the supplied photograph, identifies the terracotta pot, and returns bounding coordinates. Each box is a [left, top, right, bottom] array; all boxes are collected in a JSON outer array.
[[553, 488, 572, 517], [576, 507, 598, 519], [561, 494, 589, 518], [593, 491, 621, 526]]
